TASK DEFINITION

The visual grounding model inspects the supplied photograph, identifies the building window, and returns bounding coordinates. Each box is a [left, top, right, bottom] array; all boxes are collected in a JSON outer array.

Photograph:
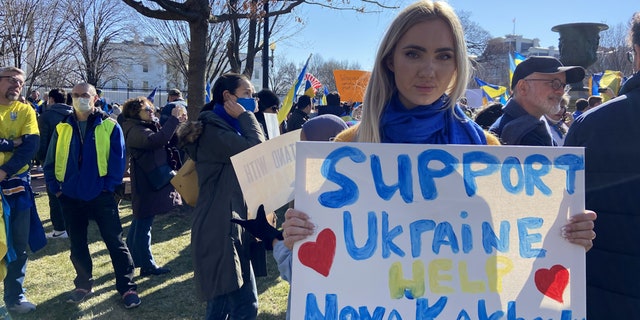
[[111, 80, 118, 90], [143, 81, 149, 91], [127, 80, 133, 89], [143, 62, 149, 73], [254, 68, 260, 80]]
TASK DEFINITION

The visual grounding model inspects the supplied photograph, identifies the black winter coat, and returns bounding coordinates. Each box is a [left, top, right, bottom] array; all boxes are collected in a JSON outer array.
[[565, 71, 640, 319], [286, 108, 309, 132], [122, 116, 182, 218], [179, 110, 264, 301], [37, 103, 73, 162]]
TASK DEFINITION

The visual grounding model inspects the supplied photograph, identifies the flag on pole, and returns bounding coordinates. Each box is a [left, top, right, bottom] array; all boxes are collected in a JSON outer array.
[[278, 54, 312, 124], [147, 87, 158, 103]]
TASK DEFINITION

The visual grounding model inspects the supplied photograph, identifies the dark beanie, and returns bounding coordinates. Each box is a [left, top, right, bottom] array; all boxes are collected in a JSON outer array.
[[256, 89, 280, 112]]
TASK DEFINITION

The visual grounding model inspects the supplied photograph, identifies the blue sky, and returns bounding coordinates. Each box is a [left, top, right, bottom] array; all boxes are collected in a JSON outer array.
[[276, 0, 633, 70]]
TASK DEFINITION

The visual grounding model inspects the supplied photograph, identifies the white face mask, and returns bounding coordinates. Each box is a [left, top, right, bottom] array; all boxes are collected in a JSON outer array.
[[73, 97, 93, 112]]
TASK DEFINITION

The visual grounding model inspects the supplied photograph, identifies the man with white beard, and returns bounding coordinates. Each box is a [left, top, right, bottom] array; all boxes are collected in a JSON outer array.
[[490, 56, 584, 146]]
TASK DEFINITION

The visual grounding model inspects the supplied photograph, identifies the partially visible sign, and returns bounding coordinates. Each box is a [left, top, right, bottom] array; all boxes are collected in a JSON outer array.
[[333, 70, 371, 102], [230, 129, 300, 218], [264, 113, 280, 139]]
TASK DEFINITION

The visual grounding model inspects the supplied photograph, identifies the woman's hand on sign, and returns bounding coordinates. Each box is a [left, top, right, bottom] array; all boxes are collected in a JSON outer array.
[[282, 208, 315, 250], [562, 210, 597, 252]]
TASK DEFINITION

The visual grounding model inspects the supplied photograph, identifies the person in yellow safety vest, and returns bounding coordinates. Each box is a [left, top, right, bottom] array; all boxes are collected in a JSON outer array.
[[0, 67, 44, 315], [42, 82, 142, 309]]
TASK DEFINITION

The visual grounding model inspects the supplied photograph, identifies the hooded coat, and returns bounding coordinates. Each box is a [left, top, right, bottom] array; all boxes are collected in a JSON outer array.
[[178, 110, 264, 300]]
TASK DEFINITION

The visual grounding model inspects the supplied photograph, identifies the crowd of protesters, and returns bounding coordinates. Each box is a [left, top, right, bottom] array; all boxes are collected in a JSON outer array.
[[1, 3, 639, 319]]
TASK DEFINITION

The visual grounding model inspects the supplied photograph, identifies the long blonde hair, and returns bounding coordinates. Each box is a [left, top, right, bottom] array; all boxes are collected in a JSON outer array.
[[356, 0, 470, 142]]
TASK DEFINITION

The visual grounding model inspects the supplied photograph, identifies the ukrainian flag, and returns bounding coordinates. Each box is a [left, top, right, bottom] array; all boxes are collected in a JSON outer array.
[[321, 87, 329, 105], [589, 70, 623, 101], [304, 80, 315, 97], [0, 193, 9, 280], [509, 52, 526, 88], [589, 72, 604, 96], [474, 77, 508, 105], [278, 54, 312, 124]]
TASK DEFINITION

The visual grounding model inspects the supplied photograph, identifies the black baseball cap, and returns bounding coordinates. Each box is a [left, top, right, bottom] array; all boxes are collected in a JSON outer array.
[[511, 56, 585, 90]]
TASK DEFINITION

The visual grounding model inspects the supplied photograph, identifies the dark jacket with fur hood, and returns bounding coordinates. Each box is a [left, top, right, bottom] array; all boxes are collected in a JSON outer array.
[[177, 110, 265, 301]]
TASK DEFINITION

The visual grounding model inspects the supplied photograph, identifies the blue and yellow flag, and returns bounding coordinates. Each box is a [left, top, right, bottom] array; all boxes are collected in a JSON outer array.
[[321, 87, 329, 105], [474, 77, 508, 105], [509, 52, 526, 88], [589, 70, 623, 100], [278, 54, 312, 124], [304, 80, 315, 97], [589, 72, 604, 96], [0, 193, 9, 280]]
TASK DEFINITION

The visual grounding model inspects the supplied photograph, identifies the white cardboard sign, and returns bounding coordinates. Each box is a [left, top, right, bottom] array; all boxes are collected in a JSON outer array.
[[264, 113, 281, 139], [291, 142, 586, 320], [231, 129, 300, 219]]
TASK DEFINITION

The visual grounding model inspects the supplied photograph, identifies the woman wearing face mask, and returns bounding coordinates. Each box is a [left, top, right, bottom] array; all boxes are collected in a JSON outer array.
[[177, 73, 265, 320], [120, 97, 187, 278]]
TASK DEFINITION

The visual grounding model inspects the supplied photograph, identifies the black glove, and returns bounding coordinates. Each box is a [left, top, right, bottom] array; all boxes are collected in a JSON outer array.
[[231, 205, 283, 250]]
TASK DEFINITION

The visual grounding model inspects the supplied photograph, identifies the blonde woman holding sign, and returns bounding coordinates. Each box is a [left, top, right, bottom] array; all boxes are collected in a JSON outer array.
[[282, 0, 596, 278], [235, 1, 596, 318]]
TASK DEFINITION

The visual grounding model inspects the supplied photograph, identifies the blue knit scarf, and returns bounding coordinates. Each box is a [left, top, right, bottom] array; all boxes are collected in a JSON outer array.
[[213, 103, 241, 133], [379, 93, 486, 145]]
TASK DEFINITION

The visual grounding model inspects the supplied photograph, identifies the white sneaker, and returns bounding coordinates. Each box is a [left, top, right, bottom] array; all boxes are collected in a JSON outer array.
[[46, 230, 68, 239]]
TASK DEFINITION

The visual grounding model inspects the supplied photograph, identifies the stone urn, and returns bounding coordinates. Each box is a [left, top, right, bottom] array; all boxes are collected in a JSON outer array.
[[551, 22, 608, 92]]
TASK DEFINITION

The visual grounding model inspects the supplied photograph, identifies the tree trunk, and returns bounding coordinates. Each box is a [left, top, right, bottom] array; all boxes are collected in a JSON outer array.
[[187, 18, 208, 119]]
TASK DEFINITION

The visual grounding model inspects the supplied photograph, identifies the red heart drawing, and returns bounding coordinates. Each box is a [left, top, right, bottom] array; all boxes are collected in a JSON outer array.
[[534, 264, 570, 303], [298, 228, 336, 277]]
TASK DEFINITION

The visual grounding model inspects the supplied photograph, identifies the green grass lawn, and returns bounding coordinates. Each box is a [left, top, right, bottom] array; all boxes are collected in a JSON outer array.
[[0, 192, 289, 319]]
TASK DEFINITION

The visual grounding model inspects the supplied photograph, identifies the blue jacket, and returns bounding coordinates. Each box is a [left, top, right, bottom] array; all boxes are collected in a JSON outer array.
[[565, 71, 640, 319], [43, 110, 125, 201]]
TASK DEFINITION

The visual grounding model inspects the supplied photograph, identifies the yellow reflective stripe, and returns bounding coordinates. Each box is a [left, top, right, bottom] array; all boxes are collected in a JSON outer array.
[[54, 119, 116, 181], [54, 123, 73, 182], [95, 119, 116, 177]]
